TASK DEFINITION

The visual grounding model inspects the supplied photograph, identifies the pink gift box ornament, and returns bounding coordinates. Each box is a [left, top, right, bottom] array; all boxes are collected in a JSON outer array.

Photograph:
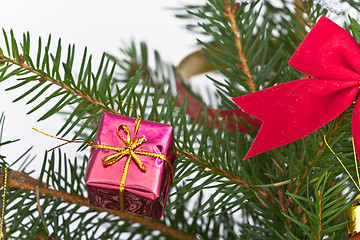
[[85, 112, 177, 219]]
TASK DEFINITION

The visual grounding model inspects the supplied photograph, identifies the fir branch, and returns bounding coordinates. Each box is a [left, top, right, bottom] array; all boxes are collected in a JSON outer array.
[[35, 234, 55, 240], [5, 56, 119, 115], [278, 114, 345, 237], [316, 189, 322, 240], [36, 185, 49, 237], [278, 189, 291, 239], [1, 169, 197, 240], [290, 113, 345, 201], [294, 0, 313, 30], [294, 0, 307, 39], [223, 0, 256, 93], [181, 149, 273, 205], [255, 178, 297, 188], [302, 1, 314, 29], [2, 222, 7, 240]]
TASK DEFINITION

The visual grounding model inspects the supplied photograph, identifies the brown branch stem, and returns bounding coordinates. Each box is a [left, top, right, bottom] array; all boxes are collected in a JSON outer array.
[[317, 190, 322, 240], [290, 113, 345, 201], [294, 0, 313, 41], [0, 170, 197, 240], [224, 1, 256, 93], [278, 189, 291, 239]]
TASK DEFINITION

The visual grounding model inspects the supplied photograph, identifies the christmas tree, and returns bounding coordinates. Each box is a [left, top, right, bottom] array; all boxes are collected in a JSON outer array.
[[2, 0, 360, 239]]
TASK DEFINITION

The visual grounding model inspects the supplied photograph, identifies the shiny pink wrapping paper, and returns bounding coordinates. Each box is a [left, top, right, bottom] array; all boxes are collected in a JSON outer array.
[[85, 112, 177, 219]]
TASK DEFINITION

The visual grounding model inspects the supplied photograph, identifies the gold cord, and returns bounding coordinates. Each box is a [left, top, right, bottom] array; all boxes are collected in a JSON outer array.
[[119, 156, 132, 211], [324, 135, 360, 192], [32, 128, 92, 151], [0, 167, 8, 240]]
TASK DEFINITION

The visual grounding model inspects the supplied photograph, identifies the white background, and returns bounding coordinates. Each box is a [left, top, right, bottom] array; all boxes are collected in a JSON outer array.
[[0, 0, 199, 173], [0, 1, 353, 238], [0, 0, 352, 174]]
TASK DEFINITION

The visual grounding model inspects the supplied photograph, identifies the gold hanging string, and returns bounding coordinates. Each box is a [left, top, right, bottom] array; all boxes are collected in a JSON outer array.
[[0, 167, 8, 240], [91, 118, 174, 211], [32, 128, 92, 152], [323, 135, 360, 192], [33, 99, 132, 152]]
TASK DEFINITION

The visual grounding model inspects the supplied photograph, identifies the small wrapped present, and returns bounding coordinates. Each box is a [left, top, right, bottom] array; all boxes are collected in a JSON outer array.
[[85, 112, 177, 219]]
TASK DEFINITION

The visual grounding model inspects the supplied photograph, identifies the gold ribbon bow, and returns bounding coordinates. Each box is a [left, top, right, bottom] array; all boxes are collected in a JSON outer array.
[[92, 118, 174, 211]]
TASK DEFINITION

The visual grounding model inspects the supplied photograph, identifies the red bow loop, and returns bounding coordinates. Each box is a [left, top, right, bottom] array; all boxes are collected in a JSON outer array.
[[232, 16, 360, 159], [289, 17, 360, 81]]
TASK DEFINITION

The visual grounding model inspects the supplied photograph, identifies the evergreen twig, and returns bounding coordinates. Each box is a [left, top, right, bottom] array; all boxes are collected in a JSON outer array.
[[0, 169, 197, 240], [5, 56, 119, 114], [181, 149, 273, 205], [317, 190, 322, 239], [290, 113, 345, 201], [223, 0, 256, 93]]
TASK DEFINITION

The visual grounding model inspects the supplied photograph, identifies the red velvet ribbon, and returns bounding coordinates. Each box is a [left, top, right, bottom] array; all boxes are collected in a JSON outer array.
[[175, 79, 261, 132], [175, 50, 262, 132], [232, 16, 360, 159]]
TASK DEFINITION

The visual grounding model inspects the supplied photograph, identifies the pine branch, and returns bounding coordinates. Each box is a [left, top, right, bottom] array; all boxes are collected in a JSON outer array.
[[277, 114, 346, 238], [181, 149, 273, 205], [294, 0, 307, 39], [284, 173, 350, 239], [223, 0, 256, 93], [302, 2, 314, 29], [5, 56, 119, 115], [316, 190, 322, 240], [294, 0, 313, 31], [289, 113, 345, 202], [0, 169, 197, 240]]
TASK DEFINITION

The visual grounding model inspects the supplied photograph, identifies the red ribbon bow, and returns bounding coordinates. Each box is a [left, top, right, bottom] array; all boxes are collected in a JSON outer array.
[[232, 16, 360, 159]]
